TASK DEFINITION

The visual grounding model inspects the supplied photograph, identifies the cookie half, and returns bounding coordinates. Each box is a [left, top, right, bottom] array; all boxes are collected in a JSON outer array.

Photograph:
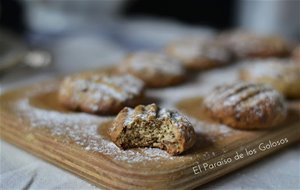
[[109, 103, 196, 155]]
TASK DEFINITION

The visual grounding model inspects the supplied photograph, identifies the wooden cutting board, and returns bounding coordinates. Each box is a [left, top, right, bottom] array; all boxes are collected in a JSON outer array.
[[1, 69, 300, 190]]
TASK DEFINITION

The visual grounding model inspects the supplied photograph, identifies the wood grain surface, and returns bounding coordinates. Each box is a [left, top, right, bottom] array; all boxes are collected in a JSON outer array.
[[1, 79, 300, 190]]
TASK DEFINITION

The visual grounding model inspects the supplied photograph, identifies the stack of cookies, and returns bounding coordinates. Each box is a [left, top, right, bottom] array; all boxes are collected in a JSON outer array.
[[58, 29, 299, 155]]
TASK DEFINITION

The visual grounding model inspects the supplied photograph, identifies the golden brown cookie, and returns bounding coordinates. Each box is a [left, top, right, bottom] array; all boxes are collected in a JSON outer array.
[[165, 38, 232, 70], [118, 52, 185, 88], [58, 73, 144, 115], [240, 59, 300, 99], [108, 103, 196, 155], [203, 82, 287, 129], [219, 30, 291, 59]]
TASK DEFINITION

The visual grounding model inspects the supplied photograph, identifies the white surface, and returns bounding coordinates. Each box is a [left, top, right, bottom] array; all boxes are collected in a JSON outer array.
[[1, 21, 300, 190], [0, 140, 98, 190], [201, 143, 300, 190]]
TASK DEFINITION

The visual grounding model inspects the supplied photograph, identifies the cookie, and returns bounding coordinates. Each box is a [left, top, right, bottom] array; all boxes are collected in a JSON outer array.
[[58, 73, 145, 115], [165, 38, 232, 70], [118, 52, 185, 88], [219, 30, 291, 59], [240, 59, 300, 99], [203, 82, 287, 129], [108, 103, 196, 155]]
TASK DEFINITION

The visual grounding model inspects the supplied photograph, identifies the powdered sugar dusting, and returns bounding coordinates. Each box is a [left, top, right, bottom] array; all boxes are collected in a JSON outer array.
[[17, 100, 101, 128], [240, 58, 300, 82], [15, 98, 174, 162], [123, 52, 185, 76], [9, 63, 244, 163], [219, 31, 290, 58], [189, 117, 234, 141], [203, 82, 287, 121], [166, 38, 231, 63], [122, 104, 194, 132], [59, 73, 144, 102], [158, 108, 193, 130]]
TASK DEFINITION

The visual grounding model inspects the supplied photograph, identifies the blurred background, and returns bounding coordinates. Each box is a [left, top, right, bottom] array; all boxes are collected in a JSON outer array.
[[0, 0, 299, 88], [1, 1, 300, 190]]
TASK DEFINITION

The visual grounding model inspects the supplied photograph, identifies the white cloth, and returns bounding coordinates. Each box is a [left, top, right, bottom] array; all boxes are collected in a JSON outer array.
[[0, 141, 97, 190]]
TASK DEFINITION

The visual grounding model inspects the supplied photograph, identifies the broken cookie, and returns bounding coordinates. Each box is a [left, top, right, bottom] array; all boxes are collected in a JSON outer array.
[[108, 104, 196, 155]]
